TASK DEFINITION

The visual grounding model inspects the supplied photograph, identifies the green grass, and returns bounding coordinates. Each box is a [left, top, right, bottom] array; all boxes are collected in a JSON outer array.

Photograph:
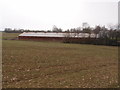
[[2, 33, 118, 88]]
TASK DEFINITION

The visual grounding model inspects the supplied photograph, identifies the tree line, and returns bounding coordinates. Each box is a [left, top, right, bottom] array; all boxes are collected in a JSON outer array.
[[52, 24, 120, 46]]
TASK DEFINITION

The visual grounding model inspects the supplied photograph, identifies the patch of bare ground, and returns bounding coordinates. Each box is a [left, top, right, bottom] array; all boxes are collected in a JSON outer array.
[[2, 39, 118, 88]]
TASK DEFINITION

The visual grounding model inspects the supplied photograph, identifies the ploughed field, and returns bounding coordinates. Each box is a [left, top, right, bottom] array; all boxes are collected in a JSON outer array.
[[2, 32, 118, 88]]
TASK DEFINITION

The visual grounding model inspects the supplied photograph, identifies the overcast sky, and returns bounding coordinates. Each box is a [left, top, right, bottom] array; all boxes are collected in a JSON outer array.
[[0, 0, 119, 31]]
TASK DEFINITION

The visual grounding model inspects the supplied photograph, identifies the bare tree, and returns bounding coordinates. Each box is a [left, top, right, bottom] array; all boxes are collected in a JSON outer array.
[[52, 25, 62, 32], [82, 27, 92, 38], [93, 26, 101, 38], [82, 22, 89, 29]]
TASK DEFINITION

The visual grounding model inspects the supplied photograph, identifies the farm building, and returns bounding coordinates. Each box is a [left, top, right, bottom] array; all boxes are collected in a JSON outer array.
[[18, 32, 97, 41]]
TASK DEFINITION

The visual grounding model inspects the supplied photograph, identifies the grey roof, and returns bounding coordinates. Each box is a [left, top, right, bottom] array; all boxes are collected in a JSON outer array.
[[19, 32, 66, 37], [19, 32, 96, 38]]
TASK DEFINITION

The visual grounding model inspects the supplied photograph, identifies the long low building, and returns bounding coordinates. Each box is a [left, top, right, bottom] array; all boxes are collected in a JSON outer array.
[[18, 32, 97, 41]]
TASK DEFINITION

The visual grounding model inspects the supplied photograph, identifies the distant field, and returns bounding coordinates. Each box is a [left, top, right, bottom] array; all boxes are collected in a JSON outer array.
[[2, 32, 118, 88], [2, 32, 21, 40]]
